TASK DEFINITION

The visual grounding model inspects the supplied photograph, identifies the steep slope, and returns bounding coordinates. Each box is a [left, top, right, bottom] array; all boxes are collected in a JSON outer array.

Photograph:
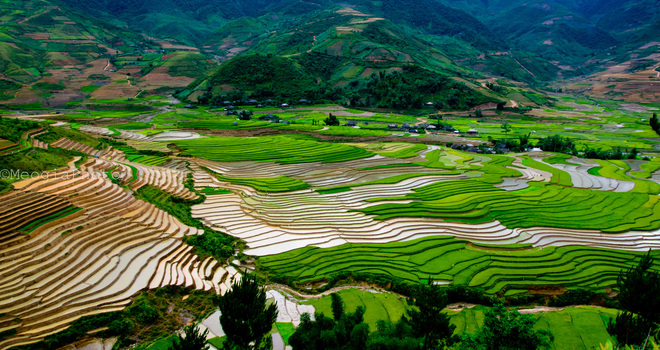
[[188, 10, 516, 109], [55, 0, 504, 51], [435, 0, 660, 79], [0, 0, 153, 104]]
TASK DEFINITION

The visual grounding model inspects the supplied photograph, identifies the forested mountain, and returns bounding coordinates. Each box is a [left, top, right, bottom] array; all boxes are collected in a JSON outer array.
[[0, 0, 658, 107], [49, 0, 660, 79]]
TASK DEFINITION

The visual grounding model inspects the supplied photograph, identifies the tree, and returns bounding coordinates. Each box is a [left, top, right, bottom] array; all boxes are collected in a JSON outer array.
[[608, 250, 660, 346], [500, 122, 512, 137], [170, 324, 209, 350], [324, 113, 340, 126], [536, 134, 575, 154], [459, 302, 553, 350], [331, 293, 344, 321], [617, 251, 660, 324], [238, 110, 253, 121], [651, 113, 660, 137], [367, 318, 419, 350], [518, 133, 531, 152], [289, 293, 369, 350], [409, 283, 457, 349], [216, 274, 277, 350]]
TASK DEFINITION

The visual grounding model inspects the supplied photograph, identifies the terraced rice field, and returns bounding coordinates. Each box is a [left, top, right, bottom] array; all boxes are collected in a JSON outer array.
[[175, 135, 374, 163], [186, 146, 660, 295], [5, 109, 660, 348], [0, 141, 238, 348], [259, 236, 659, 295]]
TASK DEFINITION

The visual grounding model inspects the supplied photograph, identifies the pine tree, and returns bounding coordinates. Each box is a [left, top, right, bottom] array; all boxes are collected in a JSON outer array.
[[331, 293, 344, 321], [650, 113, 660, 136], [169, 325, 209, 350], [216, 274, 277, 350], [608, 250, 660, 346], [409, 283, 456, 349]]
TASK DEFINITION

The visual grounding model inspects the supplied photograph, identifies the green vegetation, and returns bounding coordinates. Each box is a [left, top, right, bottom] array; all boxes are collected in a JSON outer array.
[[302, 288, 620, 350], [458, 302, 553, 350], [168, 325, 208, 350], [206, 54, 319, 101], [275, 323, 295, 346], [36, 126, 100, 148], [12, 287, 217, 350], [200, 187, 231, 195], [216, 274, 277, 350], [348, 143, 426, 159], [650, 113, 659, 137], [213, 173, 310, 193], [0, 148, 73, 173], [0, 117, 40, 142], [360, 180, 660, 232], [259, 235, 659, 295], [125, 154, 170, 166], [206, 336, 226, 349], [113, 122, 154, 130], [175, 135, 373, 164], [302, 289, 410, 332], [19, 206, 81, 234], [33, 82, 65, 91], [608, 251, 660, 346]]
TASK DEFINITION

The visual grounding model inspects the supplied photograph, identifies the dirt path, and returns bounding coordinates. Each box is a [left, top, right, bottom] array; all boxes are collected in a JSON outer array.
[[103, 59, 114, 72], [512, 55, 536, 78], [266, 283, 400, 300], [517, 306, 564, 314]]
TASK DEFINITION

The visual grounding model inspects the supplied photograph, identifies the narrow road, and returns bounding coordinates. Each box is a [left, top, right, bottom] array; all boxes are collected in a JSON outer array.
[[266, 283, 400, 300]]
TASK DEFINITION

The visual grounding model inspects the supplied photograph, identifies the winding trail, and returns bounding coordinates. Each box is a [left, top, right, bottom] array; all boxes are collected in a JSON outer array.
[[266, 283, 398, 300]]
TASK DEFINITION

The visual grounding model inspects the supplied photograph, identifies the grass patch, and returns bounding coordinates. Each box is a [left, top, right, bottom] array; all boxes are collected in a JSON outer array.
[[113, 122, 154, 130], [200, 187, 231, 195], [275, 323, 295, 345], [207, 336, 226, 349]]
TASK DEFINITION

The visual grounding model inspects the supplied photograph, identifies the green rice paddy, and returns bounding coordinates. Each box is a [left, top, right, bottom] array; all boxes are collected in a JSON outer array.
[[176, 135, 373, 163], [125, 154, 170, 166], [214, 174, 310, 193], [359, 181, 660, 232], [260, 236, 660, 295]]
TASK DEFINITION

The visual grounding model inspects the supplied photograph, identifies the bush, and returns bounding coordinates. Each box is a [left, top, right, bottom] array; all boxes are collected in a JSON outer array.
[[549, 289, 610, 307], [536, 134, 576, 154], [108, 319, 135, 334], [0, 116, 41, 142]]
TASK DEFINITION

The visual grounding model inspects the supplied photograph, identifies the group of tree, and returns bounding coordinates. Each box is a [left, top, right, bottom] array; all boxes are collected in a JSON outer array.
[[238, 110, 253, 121], [169, 254, 659, 350], [492, 130, 639, 159], [0, 116, 41, 142], [288, 282, 552, 350], [324, 113, 340, 126], [195, 55, 495, 111]]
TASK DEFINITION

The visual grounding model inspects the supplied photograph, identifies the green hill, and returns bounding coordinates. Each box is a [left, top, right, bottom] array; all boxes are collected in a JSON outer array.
[[207, 54, 318, 98]]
